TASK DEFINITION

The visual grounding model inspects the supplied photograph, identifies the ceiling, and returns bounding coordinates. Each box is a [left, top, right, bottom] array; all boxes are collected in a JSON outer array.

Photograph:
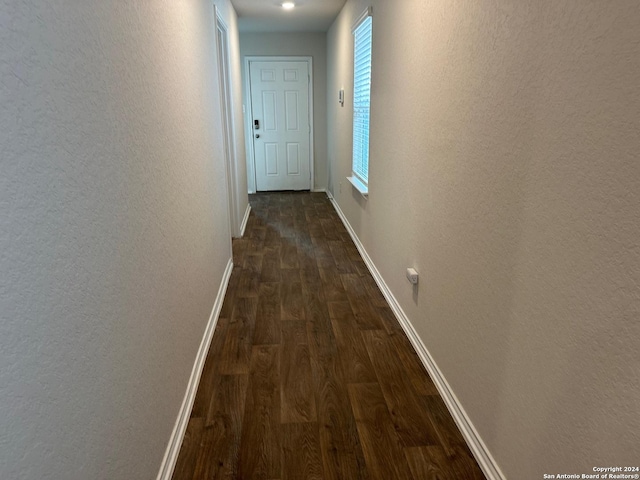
[[230, 0, 347, 33]]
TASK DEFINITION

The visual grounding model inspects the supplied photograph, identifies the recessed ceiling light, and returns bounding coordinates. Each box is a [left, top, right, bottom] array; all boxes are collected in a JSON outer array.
[[282, 2, 295, 9]]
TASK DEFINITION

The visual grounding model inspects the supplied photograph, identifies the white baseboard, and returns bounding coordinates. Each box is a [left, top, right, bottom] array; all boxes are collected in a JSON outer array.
[[329, 197, 505, 480], [312, 188, 327, 193], [156, 258, 234, 480], [240, 204, 251, 237]]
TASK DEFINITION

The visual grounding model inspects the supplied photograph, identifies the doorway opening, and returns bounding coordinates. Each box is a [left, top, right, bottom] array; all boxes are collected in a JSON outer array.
[[215, 9, 240, 238]]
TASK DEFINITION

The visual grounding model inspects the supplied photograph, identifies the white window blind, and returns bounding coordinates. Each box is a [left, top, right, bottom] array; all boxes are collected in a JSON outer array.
[[352, 13, 372, 186]]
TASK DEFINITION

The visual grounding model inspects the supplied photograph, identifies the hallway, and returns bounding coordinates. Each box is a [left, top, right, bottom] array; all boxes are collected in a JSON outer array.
[[172, 192, 484, 479]]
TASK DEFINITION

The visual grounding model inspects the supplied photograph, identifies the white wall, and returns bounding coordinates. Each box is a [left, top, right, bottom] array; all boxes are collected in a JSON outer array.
[[0, 1, 232, 479], [328, 1, 640, 478], [239, 32, 328, 192]]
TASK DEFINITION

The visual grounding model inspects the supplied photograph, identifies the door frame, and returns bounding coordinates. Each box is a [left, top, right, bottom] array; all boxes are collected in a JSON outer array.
[[244, 56, 314, 193], [214, 7, 240, 238]]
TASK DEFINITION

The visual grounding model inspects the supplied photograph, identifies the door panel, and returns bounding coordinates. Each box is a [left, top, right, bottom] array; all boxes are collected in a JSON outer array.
[[250, 60, 311, 191], [285, 92, 299, 131], [287, 143, 300, 175], [262, 91, 277, 131]]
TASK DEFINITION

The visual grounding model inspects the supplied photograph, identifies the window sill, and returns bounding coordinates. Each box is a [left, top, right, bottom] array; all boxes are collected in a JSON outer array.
[[347, 176, 368, 198]]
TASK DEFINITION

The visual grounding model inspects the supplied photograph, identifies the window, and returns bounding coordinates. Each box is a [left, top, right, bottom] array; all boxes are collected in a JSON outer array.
[[348, 8, 372, 197]]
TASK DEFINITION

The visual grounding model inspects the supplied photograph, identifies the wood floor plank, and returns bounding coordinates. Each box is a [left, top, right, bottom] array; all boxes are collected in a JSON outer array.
[[423, 394, 484, 479], [243, 251, 263, 271], [247, 224, 267, 251], [191, 317, 228, 418], [305, 286, 368, 480], [281, 320, 317, 423], [247, 221, 267, 243], [205, 374, 249, 427], [193, 374, 248, 479], [328, 240, 355, 273], [375, 305, 405, 336], [192, 416, 231, 480], [264, 225, 282, 248], [319, 267, 349, 302], [331, 319, 378, 384], [321, 218, 340, 240], [326, 300, 354, 321], [261, 246, 282, 283], [339, 232, 353, 246], [392, 333, 440, 396], [405, 445, 485, 480], [280, 281, 306, 321], [307, 221, 325, 240], [172, 417, 203, 480], [361, 275, 388, 308], [232, 237, 248, 267], [312, 237, 335, 269], [351, 258, 370, 277], [280, 267, 302, 284], [362, 329, 439, 447], [253, 282, 281, 345], [238, 345, 281, 479], [298, 249, 321, 287], [341, 274, 384, 330], [279, 204, 294, 217], [404, 445, 450, 480], [314, 203, 332, 217], [280, 243, 300, 269], [344, 242, 362, 262], [318, 384, 370, 480], [219, 269, 240, 319], [306, 308, 336, 360], [237, 253, 262, 298], [347, 295, 384, 330], [295, 229, 312, 249], [218, 297, 258, 375], [294, 220, 312, 243], [308, 325, 369, 480], [279, 215, 295, 237], [327, 302, 377, 384], [281, 423, 324, 480], [305, 286, 336, 361], [347, 383, 415, 480], [339, 273, 368, 296]]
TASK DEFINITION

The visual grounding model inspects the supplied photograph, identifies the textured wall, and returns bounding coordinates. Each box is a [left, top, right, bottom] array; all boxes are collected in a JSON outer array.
[[0, 1, 232, 479], [239, 32, 328, 192], [328, 0, 640, 477]]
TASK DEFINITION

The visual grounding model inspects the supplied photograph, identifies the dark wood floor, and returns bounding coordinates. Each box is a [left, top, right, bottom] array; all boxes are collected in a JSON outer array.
[[172, 192, 485, 480]]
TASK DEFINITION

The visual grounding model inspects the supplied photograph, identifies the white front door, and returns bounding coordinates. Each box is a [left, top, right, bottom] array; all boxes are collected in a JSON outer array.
[[249, 60, 311, 191]]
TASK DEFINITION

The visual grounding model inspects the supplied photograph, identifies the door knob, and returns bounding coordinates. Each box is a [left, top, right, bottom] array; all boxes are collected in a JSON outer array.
[[255, 134, 260, 138]]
